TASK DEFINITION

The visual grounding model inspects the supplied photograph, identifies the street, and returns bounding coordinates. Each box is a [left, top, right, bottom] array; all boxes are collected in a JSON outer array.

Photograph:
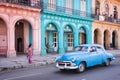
[[0, 56, 120, 80]]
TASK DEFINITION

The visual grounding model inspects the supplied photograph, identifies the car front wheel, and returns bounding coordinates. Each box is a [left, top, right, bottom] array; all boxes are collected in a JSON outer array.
[[76, 62, 85, 73], [104, 59, 110, 66]]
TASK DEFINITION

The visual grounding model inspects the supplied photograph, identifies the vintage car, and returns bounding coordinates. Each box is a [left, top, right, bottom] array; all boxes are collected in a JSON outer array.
[[55, 44, 115, 73]]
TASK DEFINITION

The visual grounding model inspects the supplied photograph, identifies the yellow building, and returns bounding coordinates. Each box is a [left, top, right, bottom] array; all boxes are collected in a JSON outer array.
[[92, 0, 120, 49]]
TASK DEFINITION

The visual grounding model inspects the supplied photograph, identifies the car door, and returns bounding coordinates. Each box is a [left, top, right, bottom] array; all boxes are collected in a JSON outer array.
[[96, 46, 106, 63], [89, 46, 102, 66]]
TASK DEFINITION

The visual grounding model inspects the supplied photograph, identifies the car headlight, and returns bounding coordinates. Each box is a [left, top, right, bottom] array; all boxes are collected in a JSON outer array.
[[72, 57, 76, 62]]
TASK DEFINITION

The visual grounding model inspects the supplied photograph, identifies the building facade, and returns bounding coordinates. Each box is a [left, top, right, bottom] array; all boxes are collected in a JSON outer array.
[[1, 0, 120, 57], [40, 0, 93, 55], [0, 0, 41, 57], [92, 0, 120, 49]]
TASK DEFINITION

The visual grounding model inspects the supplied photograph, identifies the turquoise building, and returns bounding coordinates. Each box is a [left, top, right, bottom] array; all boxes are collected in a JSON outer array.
[[40, 0, 93, 55]]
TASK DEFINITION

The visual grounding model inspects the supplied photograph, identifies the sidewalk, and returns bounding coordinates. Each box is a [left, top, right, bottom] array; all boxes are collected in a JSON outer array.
[[0, 54, 60, 72], [0, 50, 120, 72]]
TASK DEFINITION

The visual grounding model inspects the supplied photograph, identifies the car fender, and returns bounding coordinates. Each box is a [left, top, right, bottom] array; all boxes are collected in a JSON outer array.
[[75, 57, 88, 67]]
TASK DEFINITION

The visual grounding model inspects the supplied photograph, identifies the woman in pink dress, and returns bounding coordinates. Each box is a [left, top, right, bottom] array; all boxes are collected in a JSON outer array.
[[27, 44, 33, 64]]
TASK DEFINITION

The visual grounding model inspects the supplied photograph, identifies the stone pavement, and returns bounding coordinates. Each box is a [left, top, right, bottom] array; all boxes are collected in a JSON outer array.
[[0, 50, 120, 72], [0, 54, 60, 72]]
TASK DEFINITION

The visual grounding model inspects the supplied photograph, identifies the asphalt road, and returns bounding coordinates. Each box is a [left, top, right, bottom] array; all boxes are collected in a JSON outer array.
[[0, 56, 120, 80]]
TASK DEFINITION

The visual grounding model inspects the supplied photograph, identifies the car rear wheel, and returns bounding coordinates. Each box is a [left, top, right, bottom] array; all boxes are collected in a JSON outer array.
[[76, 62, 85, 73], [104, 59, 110, 66]]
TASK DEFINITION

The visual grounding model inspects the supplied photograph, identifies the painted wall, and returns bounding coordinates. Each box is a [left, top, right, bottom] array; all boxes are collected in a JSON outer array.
[[41, 13, 92, 55], [0, 2, 41, 57], [41, 0, 93, 55]]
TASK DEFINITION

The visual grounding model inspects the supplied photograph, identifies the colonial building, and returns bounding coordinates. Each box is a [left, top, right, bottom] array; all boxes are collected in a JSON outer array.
[[0, 0, 41, 57], [92, 0, 120, 49], [40, 0, 93, 55], [1, 0, 119, 58]]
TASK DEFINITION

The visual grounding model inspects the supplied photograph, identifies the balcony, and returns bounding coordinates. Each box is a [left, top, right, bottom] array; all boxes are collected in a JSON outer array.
[[41, 2, 93, 19], [0, 0, 41, 8], [92, 14, 120, 24]]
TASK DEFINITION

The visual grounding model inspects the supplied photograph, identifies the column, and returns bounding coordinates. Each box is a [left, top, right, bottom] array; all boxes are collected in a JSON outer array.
[[101, 29, 105, 47], [32, 19, 40, 55], [41, 20, 46, 55], [92, 0, 96, 14], [101, 31, 104, 47], [74, 28, 79, 47], [73, 0, 80, 15], [86, 0, 92, 17], [86, 26, 92, 44], [58, 27, 64, 54], [32, 29, 40, 55], [118, 28, 120, 49], [7, 26, 16, 57], [109, 32, 112, 48]]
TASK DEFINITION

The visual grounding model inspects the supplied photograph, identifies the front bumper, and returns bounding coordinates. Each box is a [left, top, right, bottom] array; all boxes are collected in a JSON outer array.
[[56, 61, 78, 69]]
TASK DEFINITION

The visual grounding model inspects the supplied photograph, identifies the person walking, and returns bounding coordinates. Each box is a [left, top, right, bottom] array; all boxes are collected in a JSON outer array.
[[27, 44, 33, 64]]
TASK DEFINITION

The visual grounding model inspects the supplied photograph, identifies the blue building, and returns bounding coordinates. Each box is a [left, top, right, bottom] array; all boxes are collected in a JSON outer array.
[[40, 0, 93, 55]]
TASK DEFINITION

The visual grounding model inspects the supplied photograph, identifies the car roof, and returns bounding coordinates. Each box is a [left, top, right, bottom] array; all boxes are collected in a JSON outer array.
[[77, 44, 102, 47]]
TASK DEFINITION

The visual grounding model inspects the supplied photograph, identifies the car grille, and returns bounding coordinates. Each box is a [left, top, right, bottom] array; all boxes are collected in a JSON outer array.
[[58, 61, 71, 66]]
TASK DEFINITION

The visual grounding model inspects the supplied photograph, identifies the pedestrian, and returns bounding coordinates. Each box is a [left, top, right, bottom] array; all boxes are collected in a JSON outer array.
[[27, 44, 33, 64], [46, 43, 50, 53]]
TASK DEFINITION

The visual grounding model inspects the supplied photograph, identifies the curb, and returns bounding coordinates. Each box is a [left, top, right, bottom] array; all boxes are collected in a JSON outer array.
[[0, 60, 56, 72]]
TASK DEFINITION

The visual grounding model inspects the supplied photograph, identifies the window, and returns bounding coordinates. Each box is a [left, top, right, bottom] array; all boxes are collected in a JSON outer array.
[[95, 0, 100, 16], [19, 0, 30, 5], [68, 33, 73, 47], [105, 4, 109, 16], [53, 32, 58, 47], [31, 0, 40, 7], [66, 0, 72, 14], [113, 6, 118, 19], [80, 0, 86, 16], [48, 0, 56, 10]]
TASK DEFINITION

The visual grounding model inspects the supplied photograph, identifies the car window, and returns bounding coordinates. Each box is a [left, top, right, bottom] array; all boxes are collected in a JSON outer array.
[[80, 46, 88, 52], [74, 46, 80, 51], [89, 46, 96, 52], [74, 46, 88, 52], [96, 46, 104, 52]]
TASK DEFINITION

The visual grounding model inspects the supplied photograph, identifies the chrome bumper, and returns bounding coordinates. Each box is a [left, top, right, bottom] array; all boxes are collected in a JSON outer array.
[[56, 61, 78, 69]]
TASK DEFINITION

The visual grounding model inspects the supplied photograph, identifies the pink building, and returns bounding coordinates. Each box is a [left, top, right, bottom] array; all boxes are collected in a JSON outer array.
[[0, 1, 41, 57]]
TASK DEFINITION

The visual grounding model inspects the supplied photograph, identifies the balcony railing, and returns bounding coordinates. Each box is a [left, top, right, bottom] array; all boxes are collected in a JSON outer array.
[[41, 2, 93, 18], [0, 0, 41, 8], [92, 14, 120, 24]]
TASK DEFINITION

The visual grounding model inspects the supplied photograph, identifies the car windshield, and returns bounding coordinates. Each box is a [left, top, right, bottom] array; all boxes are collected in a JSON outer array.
[[74, 46, 89, 52]]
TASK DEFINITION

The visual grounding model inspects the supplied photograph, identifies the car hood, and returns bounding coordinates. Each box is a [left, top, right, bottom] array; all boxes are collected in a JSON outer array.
[[57, 51, 88, 61]]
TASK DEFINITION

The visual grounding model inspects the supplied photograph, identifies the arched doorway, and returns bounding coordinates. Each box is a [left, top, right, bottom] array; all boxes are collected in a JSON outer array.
[[64, 25, 73, 51], [104, 30, 110, 49], [15, 20, 32, 55], [45, 23, 58, 53], [79, 27, 86, 44], [112, 31, 118, 49], [0, 18, 7, 56], [94, 29, 101, 44]]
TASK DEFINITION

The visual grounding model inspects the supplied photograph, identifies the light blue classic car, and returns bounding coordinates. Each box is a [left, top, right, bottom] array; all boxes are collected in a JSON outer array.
[[56, 44, 115, 73]]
